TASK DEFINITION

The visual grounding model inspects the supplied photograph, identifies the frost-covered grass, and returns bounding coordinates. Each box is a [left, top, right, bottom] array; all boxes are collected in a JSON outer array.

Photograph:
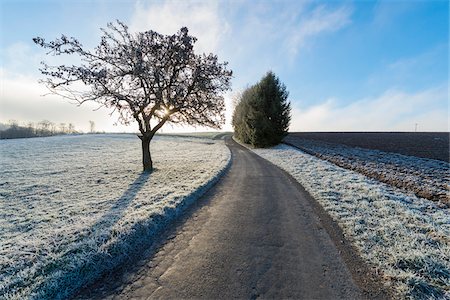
[[284, 136, 450, 205], [252, 144, 450, 299], [0, 134, 230, 299], [158, 131, 231, 140]]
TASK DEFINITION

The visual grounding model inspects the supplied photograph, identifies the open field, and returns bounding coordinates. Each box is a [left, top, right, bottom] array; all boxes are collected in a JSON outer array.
[[284, 134, 449, 206], [287, 132, 449, 162], [0, 134, 230, 299], [157, 131, 232, 140], [252, 144, 450, 299]]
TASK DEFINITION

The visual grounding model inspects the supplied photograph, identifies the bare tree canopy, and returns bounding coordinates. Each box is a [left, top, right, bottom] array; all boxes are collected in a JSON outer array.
[[33, 20, 233, 171]]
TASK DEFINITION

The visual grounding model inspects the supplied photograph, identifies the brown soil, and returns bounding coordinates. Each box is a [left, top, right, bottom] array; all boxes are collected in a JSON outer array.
[[288, 132, 449, 163]]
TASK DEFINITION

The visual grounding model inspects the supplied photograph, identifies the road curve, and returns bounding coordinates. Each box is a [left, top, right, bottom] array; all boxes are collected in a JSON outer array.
[[77, 137, 382, 299]]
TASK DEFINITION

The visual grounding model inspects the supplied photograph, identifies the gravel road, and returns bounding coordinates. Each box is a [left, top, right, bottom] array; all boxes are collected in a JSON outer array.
[[76, 137, 387, 299]]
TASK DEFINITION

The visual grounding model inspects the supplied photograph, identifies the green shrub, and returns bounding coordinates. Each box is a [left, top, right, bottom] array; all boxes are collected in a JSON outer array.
[[232, 71, 291, 147]]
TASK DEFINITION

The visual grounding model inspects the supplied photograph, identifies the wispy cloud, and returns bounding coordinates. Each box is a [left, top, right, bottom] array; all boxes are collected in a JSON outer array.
[[371, 1, 415, 28], [128, 1, 354, 130], [130, 0, 229, 54], [290, 85, 449, 132], [129, 1, 353, 73], [365, 43, 448, 92], [285, 5, 352, 56]]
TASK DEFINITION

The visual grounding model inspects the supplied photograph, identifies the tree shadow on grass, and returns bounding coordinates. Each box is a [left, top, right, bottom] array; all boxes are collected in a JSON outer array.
[[92, 171, 152, 233], [74, 167, 228, 300], [36, 171, 153, 300]]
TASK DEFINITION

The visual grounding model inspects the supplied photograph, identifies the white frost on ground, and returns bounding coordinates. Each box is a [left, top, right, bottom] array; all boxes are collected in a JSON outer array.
[[252, 144, 449, 299], [0, 134, 230, 299], [283, 136, 450, 205]]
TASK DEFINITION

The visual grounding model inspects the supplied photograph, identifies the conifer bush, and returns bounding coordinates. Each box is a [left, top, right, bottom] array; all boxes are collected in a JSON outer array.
[[232, 72, 291, 147]]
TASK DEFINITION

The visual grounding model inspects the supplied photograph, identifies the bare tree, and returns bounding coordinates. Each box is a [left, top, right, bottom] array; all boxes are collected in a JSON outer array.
[[50, 122, 57, 134], [8, 120, 19, 129], [26, 122, 36, 135], [59, 123, 67, 133], [33, 20, 232, 171], [68, 123, 75, 133], [89, 120, 95, 134], [38, 120, 52, 135]]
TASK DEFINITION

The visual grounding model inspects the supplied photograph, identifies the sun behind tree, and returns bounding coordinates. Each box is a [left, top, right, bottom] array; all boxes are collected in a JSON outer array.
[[33, 20, 232, 171]]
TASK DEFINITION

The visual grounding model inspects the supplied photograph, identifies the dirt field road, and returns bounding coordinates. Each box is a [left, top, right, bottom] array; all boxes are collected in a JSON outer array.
[[77, 138, 385, 299]]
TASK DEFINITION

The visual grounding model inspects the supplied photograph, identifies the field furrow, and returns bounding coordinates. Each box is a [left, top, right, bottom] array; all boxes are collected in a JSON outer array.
[[284, 136, 449, 206]]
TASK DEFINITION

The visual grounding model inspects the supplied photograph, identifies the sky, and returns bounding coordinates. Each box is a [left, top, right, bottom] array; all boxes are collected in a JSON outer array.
[[0, 0, 448, 133]]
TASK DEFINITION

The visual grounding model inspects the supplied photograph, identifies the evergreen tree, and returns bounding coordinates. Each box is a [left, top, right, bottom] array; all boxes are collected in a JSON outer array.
[[232, 71, 291, 147]]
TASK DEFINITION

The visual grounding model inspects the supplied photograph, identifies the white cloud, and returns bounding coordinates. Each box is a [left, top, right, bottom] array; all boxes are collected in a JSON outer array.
[[286, 5, 352, 56], [371, 1, 414, 28], [128, 1, 352, 131], [209, 2, 354, 88], [129, 1, 351, 72], [290, 86, 449, 132], [130, 0, 229, 54], [365, 44, 447, 91]]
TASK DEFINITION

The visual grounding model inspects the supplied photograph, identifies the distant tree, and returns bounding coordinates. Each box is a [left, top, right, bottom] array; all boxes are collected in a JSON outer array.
[[68, 123, 75, 133], [34, 20, 232, 171], [59, 123, 67, 133], [232, 71, 291, 147], [50, 122, 57, 134], [89, 121, 95, 134], [26, 122, 36, 136], [1, 121, 35, 139], [0, 122, 10, 131], [0, 119, 78, 139], [8, 120, 19, 129], [38, 120, 52, 136]]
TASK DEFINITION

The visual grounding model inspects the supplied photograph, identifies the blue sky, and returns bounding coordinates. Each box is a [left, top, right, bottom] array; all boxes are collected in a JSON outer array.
[[0, 0, 448, 132]]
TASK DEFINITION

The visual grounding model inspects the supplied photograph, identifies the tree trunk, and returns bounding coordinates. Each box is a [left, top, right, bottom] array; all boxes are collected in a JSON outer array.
[[140, 135, 152, 172]]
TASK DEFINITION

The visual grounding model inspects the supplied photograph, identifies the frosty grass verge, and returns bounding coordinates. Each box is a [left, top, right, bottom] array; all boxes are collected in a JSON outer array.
[[284, 136, 449, 205], [252, 144, 449, 299], [0, 134, 230, 299]]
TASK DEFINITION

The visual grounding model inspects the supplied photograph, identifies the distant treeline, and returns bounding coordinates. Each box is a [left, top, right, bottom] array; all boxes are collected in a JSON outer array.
[[0, 120, 79, 139]]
